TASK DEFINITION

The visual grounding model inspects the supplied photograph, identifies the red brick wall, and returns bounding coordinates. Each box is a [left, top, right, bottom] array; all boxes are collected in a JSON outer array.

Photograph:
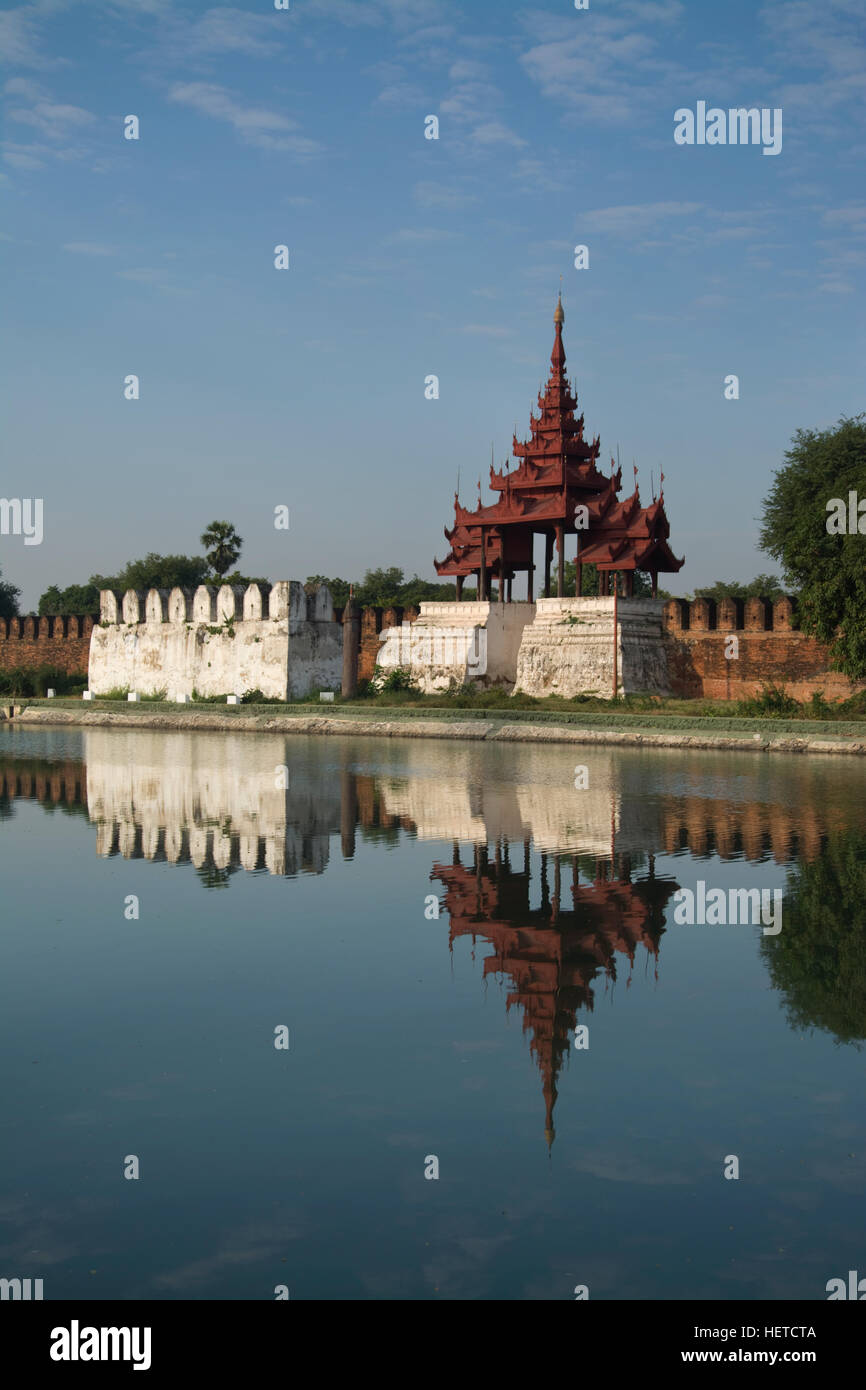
[[358, 606, 420, 681], [0, 615, 95, 676], [663, 598, 865, 701]]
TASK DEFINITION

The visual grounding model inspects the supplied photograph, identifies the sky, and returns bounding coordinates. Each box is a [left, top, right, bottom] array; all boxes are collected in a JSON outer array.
[[1, 0, 864, 610]]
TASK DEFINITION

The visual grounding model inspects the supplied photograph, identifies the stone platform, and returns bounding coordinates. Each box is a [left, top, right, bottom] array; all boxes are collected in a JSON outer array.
[[515, 598, 672, 699], [376, 601, 535, 692]]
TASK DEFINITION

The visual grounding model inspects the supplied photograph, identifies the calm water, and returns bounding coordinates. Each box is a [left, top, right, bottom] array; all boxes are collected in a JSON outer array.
[[1, 724, 864, 1301]]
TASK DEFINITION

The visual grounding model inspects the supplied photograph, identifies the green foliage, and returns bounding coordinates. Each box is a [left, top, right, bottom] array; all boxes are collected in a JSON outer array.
[[759, 414, 866, 678], [38, 582, 101, 615], [0, 666, 85, 696], [550, 561, 652, 598], [377, 667, 420, 693], [200, 521, 243, 578], [761, 828, 866, 1045], [240, 688, 283, 704], [306, 575, 351, 608], [735, 683, 801, 717], [92, 553, 209, 594], [693, 574, 786, 604], [0, 567, 21, 619]]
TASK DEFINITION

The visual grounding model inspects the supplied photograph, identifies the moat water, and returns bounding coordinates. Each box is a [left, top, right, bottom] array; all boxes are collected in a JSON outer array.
[[1, 724, 864, 1301]]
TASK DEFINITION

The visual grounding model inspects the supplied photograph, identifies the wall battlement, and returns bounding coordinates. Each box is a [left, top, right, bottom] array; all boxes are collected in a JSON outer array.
[[662, 594, 865, 700], [663, 595, 796, 633], [89, 581, 342, 700], [0, 613, 96, 675]]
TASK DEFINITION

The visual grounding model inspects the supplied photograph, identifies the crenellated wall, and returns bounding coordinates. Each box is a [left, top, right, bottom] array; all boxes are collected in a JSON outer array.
[[662, 595, 866, 701], [88, 581, 342, 700], [0, 614, 96, 675]]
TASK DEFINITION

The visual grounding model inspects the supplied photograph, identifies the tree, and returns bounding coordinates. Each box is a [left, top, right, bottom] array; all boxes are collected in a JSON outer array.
[[92, 554, 209, 594], [693, 574, 785, 604], [550, 561, 652, 597], [759, 415, 866, 677], [201, 521, 243, 578], [39, 582, 101, 615], [761, 828, 866, 1045], [0, 567, 21, 619], [306, 575, 351, 608]]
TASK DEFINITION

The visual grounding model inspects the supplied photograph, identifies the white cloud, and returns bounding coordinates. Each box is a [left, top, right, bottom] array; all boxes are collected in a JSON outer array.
[[9, 101, 95, 138], [167, 83, 321, 155], [581, 201, 703, 235]]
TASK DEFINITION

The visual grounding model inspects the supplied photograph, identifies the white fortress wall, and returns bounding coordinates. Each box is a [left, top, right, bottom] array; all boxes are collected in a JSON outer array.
[[88, 582, 341, 700], [377, 601, 536, 692]]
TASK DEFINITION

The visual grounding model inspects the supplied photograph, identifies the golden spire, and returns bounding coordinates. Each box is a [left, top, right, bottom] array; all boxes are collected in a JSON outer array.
[[554, 290, 564, 325]]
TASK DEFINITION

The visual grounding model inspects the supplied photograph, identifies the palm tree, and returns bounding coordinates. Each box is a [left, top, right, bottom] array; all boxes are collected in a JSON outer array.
[[201, 521, 243, 579]]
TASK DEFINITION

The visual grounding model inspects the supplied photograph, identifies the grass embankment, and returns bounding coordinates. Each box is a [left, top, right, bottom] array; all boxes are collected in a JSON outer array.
[[9, 680, 866, 743]]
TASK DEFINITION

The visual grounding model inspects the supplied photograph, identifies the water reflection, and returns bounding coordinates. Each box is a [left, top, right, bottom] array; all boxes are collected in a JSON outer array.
[[2, 735, 863, 1082]]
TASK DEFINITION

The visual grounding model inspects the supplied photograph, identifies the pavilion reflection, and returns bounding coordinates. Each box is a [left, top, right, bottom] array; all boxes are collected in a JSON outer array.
[[434, 839, 674, 1146], [1, 733, 860, 1140]]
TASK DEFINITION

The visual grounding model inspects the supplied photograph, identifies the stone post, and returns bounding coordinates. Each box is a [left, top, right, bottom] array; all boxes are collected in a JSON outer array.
[[341, 595, 361, 697]]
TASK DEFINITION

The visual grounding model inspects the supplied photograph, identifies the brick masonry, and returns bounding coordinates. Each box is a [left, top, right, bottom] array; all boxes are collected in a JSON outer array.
[[662, 596, 865, 701], [0, 615, 96, 676], [359, 606, 420, 681]]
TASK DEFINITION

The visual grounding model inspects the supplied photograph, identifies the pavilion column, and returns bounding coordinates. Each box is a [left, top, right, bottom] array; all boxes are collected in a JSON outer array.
[[527, 561, 534, 602], [507, 575, 512, 603], [479, 529, 487, 602], [499, 532, 506, 604], [456, 575, 464, 602], [544, 533, 553, 597], [651, 571, 658, 598], [626, 571, 634, 597], [556, 524, 565, 598]]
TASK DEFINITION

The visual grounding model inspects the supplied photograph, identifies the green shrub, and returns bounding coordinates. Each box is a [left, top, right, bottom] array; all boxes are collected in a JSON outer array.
[[736, 683, 800, 718]]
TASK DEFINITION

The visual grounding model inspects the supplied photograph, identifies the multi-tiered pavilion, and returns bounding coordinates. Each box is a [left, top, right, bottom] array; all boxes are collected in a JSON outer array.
[[434, 297, 684, 600]]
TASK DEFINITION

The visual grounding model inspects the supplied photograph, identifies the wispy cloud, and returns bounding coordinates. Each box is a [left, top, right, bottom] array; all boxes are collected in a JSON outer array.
[[581, 201, 703, 236], [413, 180, 478, 210], [8, 101, 95, 138], [63, 242, 116, 256], [167, 83, 321, 155]]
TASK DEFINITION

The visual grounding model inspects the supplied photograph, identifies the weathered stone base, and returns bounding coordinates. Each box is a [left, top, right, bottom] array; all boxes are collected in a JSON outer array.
[[377, 601, 536, 692], [515, 598, 672, 699]]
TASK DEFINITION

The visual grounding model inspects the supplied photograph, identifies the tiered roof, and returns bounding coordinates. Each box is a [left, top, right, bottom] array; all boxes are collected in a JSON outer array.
[[434, 297, 684, 582]]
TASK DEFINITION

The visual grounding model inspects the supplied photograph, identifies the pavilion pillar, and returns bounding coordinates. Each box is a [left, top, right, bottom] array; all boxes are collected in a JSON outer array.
[[651, 571, 658, 598], [626, 571, 634, 597], [507, 575, 512, 603], [499, 532, 506, 604], [456, 575, 464, 602], [556, 524, 565, 598], [479, 529, 487, 601], [544, 533, 553, 597], [527, 562, 534, 602]]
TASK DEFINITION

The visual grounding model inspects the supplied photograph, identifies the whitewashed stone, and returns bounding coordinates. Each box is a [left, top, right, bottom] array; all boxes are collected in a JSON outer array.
[[377, 601, 535, 692], [515, 598, 672, 699], [88, 581, 342, 701]]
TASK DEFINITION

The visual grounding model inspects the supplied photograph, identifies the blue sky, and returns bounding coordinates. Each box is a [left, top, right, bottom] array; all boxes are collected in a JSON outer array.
[[1, 0, 864, 609]]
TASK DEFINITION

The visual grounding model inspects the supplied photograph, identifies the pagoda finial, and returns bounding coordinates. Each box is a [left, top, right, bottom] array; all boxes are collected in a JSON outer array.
[[551, 293, 565, 371]]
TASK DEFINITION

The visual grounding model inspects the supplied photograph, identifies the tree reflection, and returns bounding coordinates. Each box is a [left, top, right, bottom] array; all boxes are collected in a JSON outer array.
[[761, 829, 866, 1046]]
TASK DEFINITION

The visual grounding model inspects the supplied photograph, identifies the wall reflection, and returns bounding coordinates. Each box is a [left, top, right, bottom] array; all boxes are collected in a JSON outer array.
[[2, 733, 863, 1138]]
